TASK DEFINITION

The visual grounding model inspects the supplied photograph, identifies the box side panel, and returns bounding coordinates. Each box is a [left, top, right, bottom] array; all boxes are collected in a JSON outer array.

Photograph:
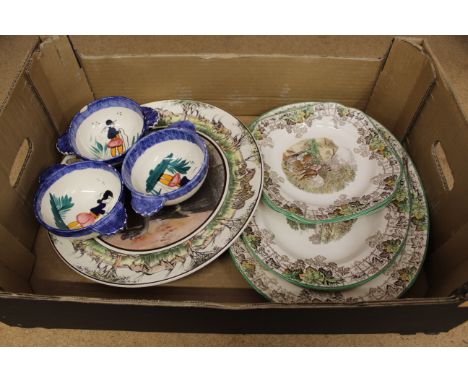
[[70, 36, 393, 58], [423, 36, 468, 123], [78, 55, 382, 116], [406, 80, 468, 296], [366, 38, 435, 140], [0, 36, 39, 110], [0, 75, 58, 248], [28, 36, 94, 133], [0, 223, 35, 285], [0, 268, 32, 293], [0, 294, 466, 334]]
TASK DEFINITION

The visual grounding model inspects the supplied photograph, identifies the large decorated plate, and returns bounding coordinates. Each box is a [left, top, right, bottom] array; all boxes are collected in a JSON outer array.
[[242, 168, 410, 291], [250, 102, 403, 224], [231, 117, 429, 302], [96, 132, 230, 255], [50, 100, 263, 287]]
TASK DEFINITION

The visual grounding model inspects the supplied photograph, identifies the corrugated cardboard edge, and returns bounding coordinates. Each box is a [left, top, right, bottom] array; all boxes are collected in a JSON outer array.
[[0, 37, 39, 116], [404, 39, 468, 297], [0, 37, 60, 293], [70, 36, 394, 59], [366, 38, 436, 141], [75, 53, 383, 116], [27, 36, 94, 133], [0, 290, 464, 310], [0, 76, 58, 246], [423, 38, 468, 125]]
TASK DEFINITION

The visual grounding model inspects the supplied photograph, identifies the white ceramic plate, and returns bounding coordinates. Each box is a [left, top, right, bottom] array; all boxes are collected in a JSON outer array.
[[251, 102, 403, 223], [49, 100, 263, 287], [242, 169, 410, 290], [231, 116, 429, 302], [96, 132, 230, 255]]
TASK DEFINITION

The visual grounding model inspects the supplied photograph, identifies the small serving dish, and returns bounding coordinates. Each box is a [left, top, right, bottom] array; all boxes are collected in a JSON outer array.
[[57, 96, 159, 164], [34, 161, 126, 239], [122, 120, 209, 216]]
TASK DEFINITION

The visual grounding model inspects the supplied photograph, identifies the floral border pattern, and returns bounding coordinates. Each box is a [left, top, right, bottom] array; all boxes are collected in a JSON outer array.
[[50, 100, 263, 287], [230, 115, 428, 302], [242, 170, 410, 290], [251, 102, 403, 223]]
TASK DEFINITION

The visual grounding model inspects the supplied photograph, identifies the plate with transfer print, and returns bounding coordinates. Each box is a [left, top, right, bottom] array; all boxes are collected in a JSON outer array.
[[49, 100, 263, 287], [242, 166, 411, 291], [231, 157, 428, 302], [250, 102, 403, 224], [96, 132, 229, 255]]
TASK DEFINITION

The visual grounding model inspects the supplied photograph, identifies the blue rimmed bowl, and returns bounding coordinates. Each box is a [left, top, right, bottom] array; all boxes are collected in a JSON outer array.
[[34, 161, 127, 239], [122, 121, 209, 216], [57, 96, 159, 164]]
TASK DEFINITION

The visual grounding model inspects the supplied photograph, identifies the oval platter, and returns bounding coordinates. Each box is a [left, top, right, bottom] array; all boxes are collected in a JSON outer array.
[[250, 102, 403, 224], [50, 100, 263, 287]]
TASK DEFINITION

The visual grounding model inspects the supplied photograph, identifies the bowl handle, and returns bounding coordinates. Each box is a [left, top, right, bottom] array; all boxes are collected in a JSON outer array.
[[140, 106, 160, 132], [93, 200, 127, 236], [56, 132, 74, 155], [38, 164, 67, 184], [130, 192, 166, 217]]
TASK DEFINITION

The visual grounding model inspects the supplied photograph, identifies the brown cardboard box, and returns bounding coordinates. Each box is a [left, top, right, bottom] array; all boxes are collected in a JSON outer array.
[[0, 35, 467, 334]]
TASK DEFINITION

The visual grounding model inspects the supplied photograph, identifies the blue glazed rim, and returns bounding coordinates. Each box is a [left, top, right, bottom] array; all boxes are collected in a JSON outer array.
[[122, 122, 209, 215], [57, 96, 159, 165], [33, 160, 126, 237]]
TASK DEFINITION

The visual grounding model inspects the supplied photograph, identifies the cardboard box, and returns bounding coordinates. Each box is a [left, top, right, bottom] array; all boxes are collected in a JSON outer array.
[[0, 36, 467, 334]]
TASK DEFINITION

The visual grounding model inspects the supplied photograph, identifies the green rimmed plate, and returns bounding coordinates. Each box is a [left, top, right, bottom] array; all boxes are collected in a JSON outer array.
[[250, 102, 403, 224], [230, 117, 429, 302], [49, 100, 263, 288], [242, 168, 411, 291]]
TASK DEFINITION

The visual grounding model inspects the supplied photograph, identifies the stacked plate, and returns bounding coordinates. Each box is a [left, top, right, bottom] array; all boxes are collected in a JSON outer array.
[[49, 100, 263, 287], [230, 102, 429, 302]]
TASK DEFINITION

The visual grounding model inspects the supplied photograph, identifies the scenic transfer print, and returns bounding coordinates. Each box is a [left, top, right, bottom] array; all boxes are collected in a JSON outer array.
[[50, 100, 263, 287], [282, 137, 357, 194], [231, 110, 428, 302], [251, 102, 403, 223], [97, 134, 228, 253]]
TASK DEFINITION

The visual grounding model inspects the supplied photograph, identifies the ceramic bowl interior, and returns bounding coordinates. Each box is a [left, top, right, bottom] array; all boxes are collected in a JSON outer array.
[[72, 98, 145, 161], [130, 139, 206, 196], [38, 167, 121, 231]]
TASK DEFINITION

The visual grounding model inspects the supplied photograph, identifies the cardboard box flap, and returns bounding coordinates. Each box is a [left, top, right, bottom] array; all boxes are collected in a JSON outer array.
[[0, 76, 58, 248], [70, 36, 393, 58], [28, 36, 94, 133], [406, 79, 468, 296], [366, 38, 436, 140], [77, 54, 383, 116], [0, 36, 38, 113], [423, 36, 468, 124]]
